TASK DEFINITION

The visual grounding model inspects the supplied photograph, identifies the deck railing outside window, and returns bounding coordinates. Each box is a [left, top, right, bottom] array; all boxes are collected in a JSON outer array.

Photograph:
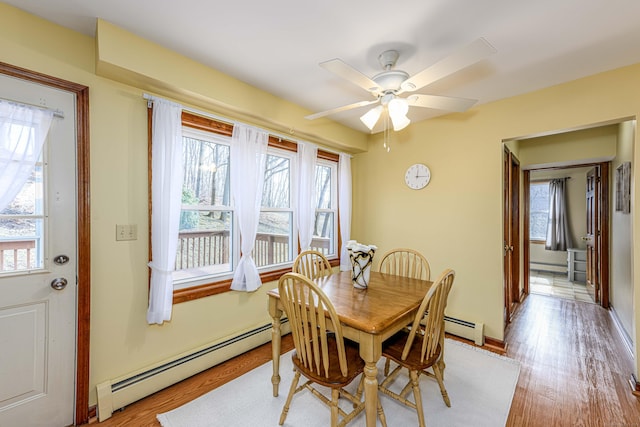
[[175, 230, 330, 271], [0, 239, 37, 271]]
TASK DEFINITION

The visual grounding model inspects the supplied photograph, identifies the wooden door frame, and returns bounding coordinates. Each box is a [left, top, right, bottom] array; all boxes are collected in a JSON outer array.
[[523, 170, 530, 295], [503, 147, 521, 325], [510, 154, 521, 305], [0, 62, 91, 425], [522, 162, 609, 308]]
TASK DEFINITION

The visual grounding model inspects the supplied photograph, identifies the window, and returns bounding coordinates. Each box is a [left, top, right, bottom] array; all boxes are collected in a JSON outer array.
[[0, 164, 45, 272], [313, 160, 337, 256], [529, 181, 549, 242], [0, 115, 48, 274], [174, 128, 232, 288], [256, 149, 294, 268], [151, 111, 340, 301]]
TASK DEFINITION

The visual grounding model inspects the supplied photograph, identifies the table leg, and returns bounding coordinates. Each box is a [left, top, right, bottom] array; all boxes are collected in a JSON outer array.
[[268, 296, 282, 397], [359, 334, 382, 427]]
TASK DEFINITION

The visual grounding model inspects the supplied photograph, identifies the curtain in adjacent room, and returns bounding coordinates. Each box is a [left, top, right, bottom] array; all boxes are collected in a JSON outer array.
[[147, 98, 184, 325], [297, 141, 317, 251], [230, 123, 268, 292], [0, 100, 53, 212], [338, 153, 352, 271], [545, 178, 572, 251]]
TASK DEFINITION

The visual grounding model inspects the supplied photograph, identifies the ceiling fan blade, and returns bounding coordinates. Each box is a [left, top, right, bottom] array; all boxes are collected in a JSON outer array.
[[305, 99, 379, 120], [400, 38, 496, 93], [320, 58, 381, 94], [406, 94, 477, 112]]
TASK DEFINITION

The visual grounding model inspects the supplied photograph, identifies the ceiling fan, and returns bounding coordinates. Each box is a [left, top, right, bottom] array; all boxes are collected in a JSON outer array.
[[305, 38, 497, 132]]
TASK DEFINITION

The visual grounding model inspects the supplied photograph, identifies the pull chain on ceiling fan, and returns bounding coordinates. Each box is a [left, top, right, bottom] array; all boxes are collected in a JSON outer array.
[[305, 38, 497, 133]]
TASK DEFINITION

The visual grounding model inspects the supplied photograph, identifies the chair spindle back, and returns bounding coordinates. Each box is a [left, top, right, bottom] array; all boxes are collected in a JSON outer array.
[[293, 250, 333, 280], [401, 269, 455, 363], [378, 248, 431, 280], [278, 272, 348, 378]]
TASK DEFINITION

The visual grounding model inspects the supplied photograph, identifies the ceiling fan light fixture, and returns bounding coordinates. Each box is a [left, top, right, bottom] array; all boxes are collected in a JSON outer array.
[[360, 105, 383, 130], [390, 113, 411, 131], [388, 97, 409, 116], [388, 97, 410, 131]]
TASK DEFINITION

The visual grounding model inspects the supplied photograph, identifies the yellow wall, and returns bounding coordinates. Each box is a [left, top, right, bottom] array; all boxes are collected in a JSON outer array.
[[3, 2, 640, 409], [519, 125, 618, 167], [611, 121, 635, 340]]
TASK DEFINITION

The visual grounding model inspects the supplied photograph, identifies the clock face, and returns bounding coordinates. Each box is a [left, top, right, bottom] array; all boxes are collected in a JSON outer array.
[[404, 163, 431, 190]]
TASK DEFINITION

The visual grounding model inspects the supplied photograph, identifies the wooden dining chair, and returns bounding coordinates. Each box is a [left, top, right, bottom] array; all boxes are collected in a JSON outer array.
[[378, 248, 431, 280], [293, 249, 333, 279], [377, 269, 455, 427], [277, 272, 386, 427], [378, 248, 431, 376]]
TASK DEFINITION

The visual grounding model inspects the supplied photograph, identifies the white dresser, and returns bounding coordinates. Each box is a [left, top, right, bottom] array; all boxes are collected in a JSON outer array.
[[567, 248, 587, 283]]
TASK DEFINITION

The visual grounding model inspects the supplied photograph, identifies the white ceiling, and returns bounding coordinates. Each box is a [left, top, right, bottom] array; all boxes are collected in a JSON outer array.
[[7, 0, 640, 134]]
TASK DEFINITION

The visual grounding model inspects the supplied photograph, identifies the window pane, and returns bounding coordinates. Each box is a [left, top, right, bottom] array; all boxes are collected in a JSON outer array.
[[530, 212, 548, 241], [0, 218, 44, 271], [0, 162, 44, 273], [312, 212, 334, 255], [182, 136, 230, 207], [530, 183, 549, 240], [255, 211, 292, 267], [175, 210, 232, 273], [315, 165, 332, 209], [262, 154, 290, 208], [0, 165, 43, 216]]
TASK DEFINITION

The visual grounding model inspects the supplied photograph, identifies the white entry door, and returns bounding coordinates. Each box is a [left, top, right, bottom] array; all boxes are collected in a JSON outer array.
[[0, 74, 77, 426]]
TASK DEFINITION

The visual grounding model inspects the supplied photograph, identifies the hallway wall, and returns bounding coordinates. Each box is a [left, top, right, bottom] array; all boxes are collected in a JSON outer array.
[[611, 120, 635, 344]]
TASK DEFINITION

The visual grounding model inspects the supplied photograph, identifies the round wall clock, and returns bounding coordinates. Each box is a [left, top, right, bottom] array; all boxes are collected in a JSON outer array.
[[404, 163, 431, 190]]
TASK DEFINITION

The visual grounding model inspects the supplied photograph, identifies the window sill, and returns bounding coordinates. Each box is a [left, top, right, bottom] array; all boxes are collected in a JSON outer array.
[[172, 257, 340, 304]]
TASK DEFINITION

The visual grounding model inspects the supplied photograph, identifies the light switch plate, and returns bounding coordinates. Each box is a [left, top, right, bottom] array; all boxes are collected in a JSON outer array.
[[116, 224, 137, 241]]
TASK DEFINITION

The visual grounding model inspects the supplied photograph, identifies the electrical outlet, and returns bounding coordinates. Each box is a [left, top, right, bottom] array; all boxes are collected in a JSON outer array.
[[116, 224, 138, 241]]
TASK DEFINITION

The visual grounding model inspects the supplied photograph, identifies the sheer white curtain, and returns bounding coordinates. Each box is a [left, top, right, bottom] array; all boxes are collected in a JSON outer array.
[[338, 153, 352, 271], [297, 142, 318, 250], [0, 101, 53, 211], [230, 123, 268, 292], [545, 178, 573, 251], [147, 98, 184, 325]]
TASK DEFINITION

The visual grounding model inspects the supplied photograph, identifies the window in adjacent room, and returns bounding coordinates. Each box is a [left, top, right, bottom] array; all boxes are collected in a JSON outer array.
[[529, 181, 549, 242]]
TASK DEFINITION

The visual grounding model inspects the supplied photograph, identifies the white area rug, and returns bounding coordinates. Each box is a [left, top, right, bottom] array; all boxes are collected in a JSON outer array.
[[157, 339, 520, 427]]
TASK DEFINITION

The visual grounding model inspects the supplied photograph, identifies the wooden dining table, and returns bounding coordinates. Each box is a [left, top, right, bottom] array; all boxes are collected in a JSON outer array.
[[267, 270, 432, 427]]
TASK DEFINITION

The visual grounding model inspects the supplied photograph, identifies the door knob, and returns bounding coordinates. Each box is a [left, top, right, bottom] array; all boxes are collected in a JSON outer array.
[[51, 277, 68, 290]]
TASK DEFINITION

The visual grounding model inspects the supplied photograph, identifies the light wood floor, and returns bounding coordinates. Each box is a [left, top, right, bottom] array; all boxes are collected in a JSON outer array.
[[530, 271, 595, 304], [506, 293, 640, 426], [91, 293, 640, 426]]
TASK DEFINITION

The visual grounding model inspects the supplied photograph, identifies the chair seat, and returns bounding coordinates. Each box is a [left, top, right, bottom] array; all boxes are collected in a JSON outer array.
[[382, 330, 442, 371], [292, 336, 365, 388]]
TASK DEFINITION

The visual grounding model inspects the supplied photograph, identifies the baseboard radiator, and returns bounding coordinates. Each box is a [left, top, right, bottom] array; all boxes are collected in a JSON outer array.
[[96, 320, 290, 422], [444, 315, 484, 346], [530, 261, 567, 274]]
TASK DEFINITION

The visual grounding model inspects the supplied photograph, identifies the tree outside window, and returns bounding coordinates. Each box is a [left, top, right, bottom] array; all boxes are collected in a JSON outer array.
[[168, 121, 338, 294]]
